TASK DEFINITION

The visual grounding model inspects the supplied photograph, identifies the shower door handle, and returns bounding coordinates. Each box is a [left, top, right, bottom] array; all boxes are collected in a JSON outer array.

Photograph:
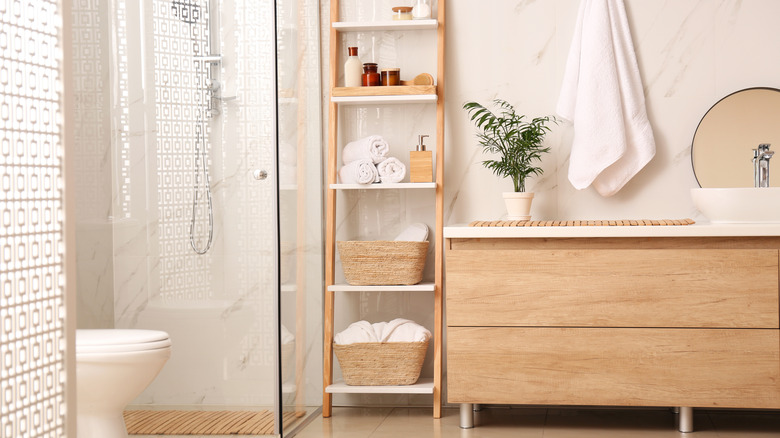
[[253, 169, 268, 180]]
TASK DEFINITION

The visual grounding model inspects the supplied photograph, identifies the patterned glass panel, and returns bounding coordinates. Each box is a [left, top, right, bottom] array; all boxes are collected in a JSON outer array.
[[0, 1, 67, 437]]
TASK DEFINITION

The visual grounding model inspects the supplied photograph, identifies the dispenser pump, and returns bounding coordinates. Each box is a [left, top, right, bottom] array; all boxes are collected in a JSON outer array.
[[416, 135, 429, 151]]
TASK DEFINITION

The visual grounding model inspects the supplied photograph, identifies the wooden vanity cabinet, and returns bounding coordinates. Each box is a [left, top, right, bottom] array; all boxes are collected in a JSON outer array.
[[445, 237, 780, 409]]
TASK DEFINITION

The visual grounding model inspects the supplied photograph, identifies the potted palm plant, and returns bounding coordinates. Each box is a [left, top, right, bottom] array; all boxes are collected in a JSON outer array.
[[463, 99, 555, 220]]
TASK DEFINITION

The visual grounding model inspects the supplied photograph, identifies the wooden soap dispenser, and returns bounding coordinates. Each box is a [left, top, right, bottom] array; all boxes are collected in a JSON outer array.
[[410, 134, 432, 183]]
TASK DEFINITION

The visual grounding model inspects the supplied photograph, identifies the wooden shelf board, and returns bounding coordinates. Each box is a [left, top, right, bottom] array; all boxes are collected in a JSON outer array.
[[332, 94, 437, 105], [330, 182, 436, 190], [326, 378, 434, 394], [329, 282, 435, 292], [333, 85, 436, 97], [333, 20, 438, 32]]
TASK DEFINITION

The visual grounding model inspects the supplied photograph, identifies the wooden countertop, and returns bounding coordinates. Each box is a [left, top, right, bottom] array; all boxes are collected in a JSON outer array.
[[444, 222, 780, 239]]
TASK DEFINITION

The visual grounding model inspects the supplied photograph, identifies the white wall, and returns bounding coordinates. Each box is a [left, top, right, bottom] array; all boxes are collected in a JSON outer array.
[[446, 0, 780, 223]]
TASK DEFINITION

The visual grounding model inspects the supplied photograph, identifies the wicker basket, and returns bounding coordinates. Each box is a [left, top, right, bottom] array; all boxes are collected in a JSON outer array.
[[334, 340, 429, 386], [337, 240, 428, 285]]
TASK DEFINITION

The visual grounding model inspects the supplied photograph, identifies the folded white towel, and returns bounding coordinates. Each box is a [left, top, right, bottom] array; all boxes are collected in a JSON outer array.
[[334, 320, 376, 345], [377, 318, 431, 343], [394, 223, 429, 242], [342, 135, 389, 165], [377, 157, 406, 183], [556, 0, 656, 197], [334, 319, 431, 345], [338, 159, 378, 185]]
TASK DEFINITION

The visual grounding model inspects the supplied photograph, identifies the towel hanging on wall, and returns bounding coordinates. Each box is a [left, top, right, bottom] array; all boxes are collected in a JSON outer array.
[[556, 0, 656, 197]]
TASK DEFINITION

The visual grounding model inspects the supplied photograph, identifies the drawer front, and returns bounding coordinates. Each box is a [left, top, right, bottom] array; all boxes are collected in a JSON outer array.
[[446, 248, 779, 328], [447, 327, 780, 408]]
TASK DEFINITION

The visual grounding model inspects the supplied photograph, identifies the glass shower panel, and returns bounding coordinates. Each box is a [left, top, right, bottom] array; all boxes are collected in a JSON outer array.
[[71, 0, 285, 432], [276, 0, 324, 433]]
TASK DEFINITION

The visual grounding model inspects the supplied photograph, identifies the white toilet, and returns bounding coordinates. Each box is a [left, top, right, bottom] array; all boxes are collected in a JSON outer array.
[[76, 329, 171, 438]]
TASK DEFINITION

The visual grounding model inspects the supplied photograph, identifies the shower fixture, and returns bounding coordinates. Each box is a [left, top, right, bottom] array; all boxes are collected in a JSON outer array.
[[173, 0, 216, 254]]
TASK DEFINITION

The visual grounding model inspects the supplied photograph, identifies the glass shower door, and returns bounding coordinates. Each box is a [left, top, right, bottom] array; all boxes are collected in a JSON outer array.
[[276, 0, 325, 434]]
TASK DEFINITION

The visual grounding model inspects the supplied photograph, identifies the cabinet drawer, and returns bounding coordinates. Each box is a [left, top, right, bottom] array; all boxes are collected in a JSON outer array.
[[446, 249, 779, 328], [447, 327, 780, 408]]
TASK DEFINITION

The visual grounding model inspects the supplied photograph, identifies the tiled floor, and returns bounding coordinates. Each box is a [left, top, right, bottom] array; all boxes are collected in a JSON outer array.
[[292, 406, 780, 438]]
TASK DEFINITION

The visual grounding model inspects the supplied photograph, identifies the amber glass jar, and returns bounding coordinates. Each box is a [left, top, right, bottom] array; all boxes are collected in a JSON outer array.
[[381, 68, 400, 86], [362, 63, 380, 86]]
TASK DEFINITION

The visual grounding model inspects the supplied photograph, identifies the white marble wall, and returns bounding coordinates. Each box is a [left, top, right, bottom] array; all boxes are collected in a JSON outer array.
[[326, 0, 780, 406], [446, 0, 780, 223]]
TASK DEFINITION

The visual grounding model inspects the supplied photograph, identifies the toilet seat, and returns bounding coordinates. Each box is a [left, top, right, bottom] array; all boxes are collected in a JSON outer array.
[[77, 329, 171, 354]]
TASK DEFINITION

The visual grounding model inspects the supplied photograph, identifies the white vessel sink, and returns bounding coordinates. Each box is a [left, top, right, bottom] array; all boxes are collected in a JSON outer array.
[[691, 187, 780, 223]]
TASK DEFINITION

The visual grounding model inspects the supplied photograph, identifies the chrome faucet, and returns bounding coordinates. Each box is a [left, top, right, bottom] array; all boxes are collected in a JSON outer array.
[[753, 143, 774, 188]]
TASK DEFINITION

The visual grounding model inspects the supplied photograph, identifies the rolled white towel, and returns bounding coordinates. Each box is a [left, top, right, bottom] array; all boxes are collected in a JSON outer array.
[[338, 159, 378, 185], [342, 135, 389, 164], [377, 157, 406, 183], [334, 320, 378, 345]]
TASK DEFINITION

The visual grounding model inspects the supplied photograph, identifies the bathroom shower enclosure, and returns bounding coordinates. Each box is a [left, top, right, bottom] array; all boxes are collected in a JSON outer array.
[[70, 0, 324, 435]]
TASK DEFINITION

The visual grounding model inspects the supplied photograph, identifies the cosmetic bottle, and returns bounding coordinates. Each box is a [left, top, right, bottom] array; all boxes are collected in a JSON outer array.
[[410, 135, 433, 183], [344, 47, 362, 87]]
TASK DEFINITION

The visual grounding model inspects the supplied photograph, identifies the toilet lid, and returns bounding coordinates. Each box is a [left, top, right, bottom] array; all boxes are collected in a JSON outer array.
[[76, 329, 171, 354]]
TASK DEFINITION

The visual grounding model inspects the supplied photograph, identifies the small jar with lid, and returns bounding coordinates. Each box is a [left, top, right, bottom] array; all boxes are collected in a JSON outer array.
[[412, 0, 431, 19], [391, 6, 413, 20], [362, 63, 380, 86], [381, 68, 400, 86]]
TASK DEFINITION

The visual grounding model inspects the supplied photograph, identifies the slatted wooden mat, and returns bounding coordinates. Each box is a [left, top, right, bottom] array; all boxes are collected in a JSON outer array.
[[124, 410, 304, 435], [469, 219, 696, 227]]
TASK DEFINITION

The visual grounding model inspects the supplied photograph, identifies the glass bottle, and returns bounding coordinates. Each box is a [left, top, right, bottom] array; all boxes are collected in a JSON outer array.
[[362, 63, 380, 87], [412, 0, 431, 19], [344, 47, 362, 87]]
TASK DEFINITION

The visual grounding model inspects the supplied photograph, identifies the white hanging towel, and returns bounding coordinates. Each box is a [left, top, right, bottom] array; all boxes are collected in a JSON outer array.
[[556, 0, 655, 197]]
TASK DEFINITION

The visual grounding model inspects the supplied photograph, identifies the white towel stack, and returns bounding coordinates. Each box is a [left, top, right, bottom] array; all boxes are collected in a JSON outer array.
[[557, 0, 656, 197], [334, 318, 432, 345], [338, 135, 408, 185]]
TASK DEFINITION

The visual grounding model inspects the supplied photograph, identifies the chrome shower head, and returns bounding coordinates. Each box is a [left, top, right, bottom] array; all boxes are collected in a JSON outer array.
[[172, 0, 201, 24]]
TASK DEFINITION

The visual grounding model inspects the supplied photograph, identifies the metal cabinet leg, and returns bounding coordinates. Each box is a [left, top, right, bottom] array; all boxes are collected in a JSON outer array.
[[459, 403, 474, 429], [678, 407, 693, 433]]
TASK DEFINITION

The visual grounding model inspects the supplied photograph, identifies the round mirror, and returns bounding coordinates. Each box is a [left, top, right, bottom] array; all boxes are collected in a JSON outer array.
[[692, 87, 780, 188]]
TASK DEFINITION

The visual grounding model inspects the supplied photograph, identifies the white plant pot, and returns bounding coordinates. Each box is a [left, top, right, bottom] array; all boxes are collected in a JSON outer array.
[[503, 192, 534, 220]]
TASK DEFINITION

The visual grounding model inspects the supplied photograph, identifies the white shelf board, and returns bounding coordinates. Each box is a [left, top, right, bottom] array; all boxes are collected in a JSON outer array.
[[326, 378, 434, 394], [333, 20, 438, 32], [281, 284, 296, 293], [329, 282, 435, 292], [280, 184, 298, 191], [331, 182, 436, 190], [331, 94, 437, 105]]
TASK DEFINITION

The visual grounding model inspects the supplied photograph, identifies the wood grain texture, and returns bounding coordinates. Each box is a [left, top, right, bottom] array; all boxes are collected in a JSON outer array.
[[331, 85, 436, 97], [446, 248, 779, 328], [447, 327, 780, 408], [323, 0, 339, 418], [433, 0, 446, 418], [409, 150, 433, 183]]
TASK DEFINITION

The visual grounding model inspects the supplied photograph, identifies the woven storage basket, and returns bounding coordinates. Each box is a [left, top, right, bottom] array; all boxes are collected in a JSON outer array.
[[337, 240, 428, 285], [334, 340, 429, 386]]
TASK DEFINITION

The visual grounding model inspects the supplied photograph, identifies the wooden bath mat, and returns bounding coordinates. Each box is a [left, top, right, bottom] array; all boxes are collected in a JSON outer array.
[[124, 409, 304, 435], [469, 219, 695, 227]]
